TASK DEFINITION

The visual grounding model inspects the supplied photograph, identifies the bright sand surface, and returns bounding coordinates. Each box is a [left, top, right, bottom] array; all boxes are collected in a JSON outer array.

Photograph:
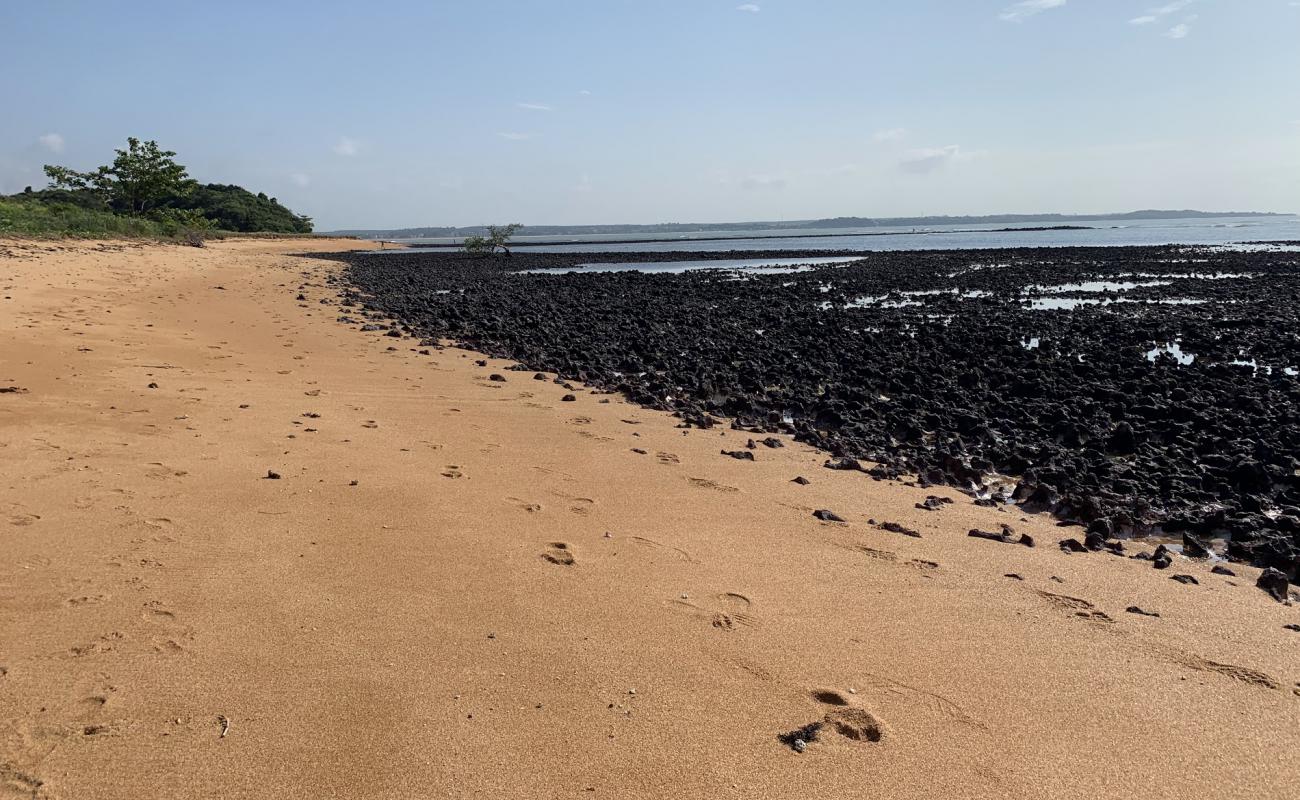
[[1, 237, 1298, 799]]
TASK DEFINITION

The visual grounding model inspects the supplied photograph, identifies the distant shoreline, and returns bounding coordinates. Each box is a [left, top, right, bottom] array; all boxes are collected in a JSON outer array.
[[384, 224, 1096, 249], [328, 210, 1290, 240]]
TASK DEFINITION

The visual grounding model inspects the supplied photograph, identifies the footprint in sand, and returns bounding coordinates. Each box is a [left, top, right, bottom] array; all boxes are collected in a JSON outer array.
[[656, 452, 680, 465], [688, 477, 738, 493], [1167, 653, 1281, 691], [507, 497, 543, 513], [441, 466, 463, 479], [1035, 590, 1114, 623], [142, 602, 194, 655], [631, 536, 695, 564], [807, 689, 886, 743], [548, 491, 595, 516], [672, 592, 759, 632], [852, 545, 938, 571], [541, 542, 576, 566]]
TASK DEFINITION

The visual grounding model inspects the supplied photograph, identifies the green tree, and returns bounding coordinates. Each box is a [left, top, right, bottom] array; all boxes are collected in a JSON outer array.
[[463, 223, 523, 256], [44, 137, 194, 216]]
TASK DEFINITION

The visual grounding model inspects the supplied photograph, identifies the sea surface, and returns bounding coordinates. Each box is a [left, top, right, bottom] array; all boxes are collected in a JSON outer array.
[[385, 215, 1300, 255]]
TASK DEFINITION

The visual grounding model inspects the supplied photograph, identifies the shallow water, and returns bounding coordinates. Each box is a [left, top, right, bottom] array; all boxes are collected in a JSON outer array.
[[1147, 342, 1196, 365], [1026, 280, 1172, 293], [1027, 297, 1207, 311], [523, 256, 865, 275], [390, 214, 1300, 254]]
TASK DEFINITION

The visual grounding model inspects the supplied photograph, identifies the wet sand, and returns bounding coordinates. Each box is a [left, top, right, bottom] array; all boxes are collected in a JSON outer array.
[[1, 237, 1298, 799]]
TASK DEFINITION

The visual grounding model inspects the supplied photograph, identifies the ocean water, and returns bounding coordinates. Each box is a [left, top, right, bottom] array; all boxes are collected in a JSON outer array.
[[387, 215, 1300, 254]]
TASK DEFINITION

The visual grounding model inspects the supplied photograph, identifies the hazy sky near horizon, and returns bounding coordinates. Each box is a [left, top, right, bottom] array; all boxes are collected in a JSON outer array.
[[3, 0, 1298, 229]]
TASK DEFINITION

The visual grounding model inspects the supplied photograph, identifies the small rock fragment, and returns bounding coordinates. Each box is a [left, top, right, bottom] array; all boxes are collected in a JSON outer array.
[[1126, 606, 1160, 618]]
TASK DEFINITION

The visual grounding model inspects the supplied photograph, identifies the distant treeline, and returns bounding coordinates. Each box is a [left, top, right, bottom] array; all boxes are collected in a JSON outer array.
[[6, 183, 313, 235], [329, 210, 1284, 239], [2, 138, 312, 238]]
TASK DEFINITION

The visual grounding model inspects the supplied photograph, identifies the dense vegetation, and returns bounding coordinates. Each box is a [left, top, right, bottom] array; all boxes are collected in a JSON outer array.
[[0, 198, 162, 237], [2, 138, 312, 238]]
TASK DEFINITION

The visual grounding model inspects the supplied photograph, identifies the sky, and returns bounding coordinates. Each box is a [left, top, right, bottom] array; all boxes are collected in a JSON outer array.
[[2, 0, 1298, 230]]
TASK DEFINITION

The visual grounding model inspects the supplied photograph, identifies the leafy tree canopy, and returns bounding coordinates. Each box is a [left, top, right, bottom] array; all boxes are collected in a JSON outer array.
[[464, 223, 523, 256], [45, 137, 193, 216], [30, 137, 312, 233]]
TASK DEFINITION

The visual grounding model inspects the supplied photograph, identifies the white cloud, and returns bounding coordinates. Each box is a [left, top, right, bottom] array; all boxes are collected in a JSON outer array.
[[517, 102, 552, 111], [497, 132, 533, 141], [332, 136, 359, 156], [872, 127, 907, 143], [899, 145, 975, 174], [578, 89, 592, 96], [38, 133, 65, 153], [1163, 22, 1190, 38], [289, 173, 310, 187], [1131, 1, 1193, 25], [741, 174, 786, 190], [736, 4, 761, 13], [999, 0, 1066, 23]]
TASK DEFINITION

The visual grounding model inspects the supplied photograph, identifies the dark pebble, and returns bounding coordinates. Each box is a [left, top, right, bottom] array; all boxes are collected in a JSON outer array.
[[1126, 606, 1161, 617]]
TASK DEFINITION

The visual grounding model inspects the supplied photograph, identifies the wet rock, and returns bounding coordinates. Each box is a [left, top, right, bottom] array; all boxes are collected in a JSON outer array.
[[813, 510, 846, 523], [1181, 533, 1212, 559], [1256, 567, 1291, 603]]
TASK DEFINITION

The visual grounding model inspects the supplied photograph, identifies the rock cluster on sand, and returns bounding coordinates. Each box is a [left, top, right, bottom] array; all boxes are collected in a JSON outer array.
[[337, 244, 1300, 587]]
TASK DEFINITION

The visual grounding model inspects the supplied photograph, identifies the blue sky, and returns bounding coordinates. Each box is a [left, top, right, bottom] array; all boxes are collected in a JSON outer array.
[[2, 1, 1297, 229]]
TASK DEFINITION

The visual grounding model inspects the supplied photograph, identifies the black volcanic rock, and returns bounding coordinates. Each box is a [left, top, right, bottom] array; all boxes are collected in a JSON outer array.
[[1256, 567, 1291, 603], [336, 243, 1300, 581]]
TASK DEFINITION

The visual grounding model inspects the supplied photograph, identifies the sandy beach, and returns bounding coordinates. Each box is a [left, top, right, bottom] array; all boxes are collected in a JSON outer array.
[[2, 237, 1298, 799]]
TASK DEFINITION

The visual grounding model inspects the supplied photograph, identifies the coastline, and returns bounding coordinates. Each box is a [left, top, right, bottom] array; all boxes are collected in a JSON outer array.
[[1, 238, 1298, 798]]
